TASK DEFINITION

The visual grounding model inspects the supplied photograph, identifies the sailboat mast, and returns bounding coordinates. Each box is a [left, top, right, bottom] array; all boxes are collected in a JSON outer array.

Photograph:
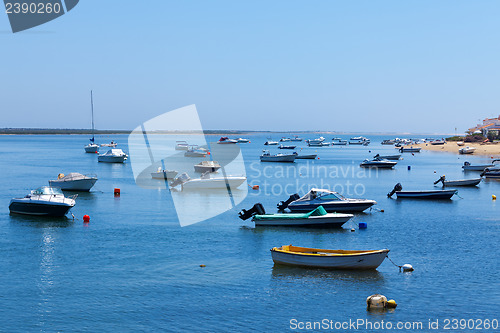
[[90, 90, 95, 141]]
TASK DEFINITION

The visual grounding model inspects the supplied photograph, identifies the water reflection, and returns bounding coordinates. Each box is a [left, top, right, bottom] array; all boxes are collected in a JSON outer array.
[[271, 265, 385, 283], [9, 214, 73, 228]]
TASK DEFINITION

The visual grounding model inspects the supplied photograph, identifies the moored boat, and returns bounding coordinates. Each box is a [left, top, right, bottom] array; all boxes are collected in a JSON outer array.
[[360, 158, 397, 169], [184, 145, 208, 157], [194, 160, 221, 173], [480, 160, 500, 178], [84, 90, 99, 153], [462, 161, 494, 171], [374, 153, 401, 160], [264, 140, 279, 145], [9, 186, 76, 217], [289, 136, 303, 142], [170, 172, 246, 190], [151, 168, 178, 179], [217, 137, 238, 144], [278, 144, 296, 149], [388, 183, 457, 199], [98, 149, 128, 163], [434, 176, 481, 187], [292, 152, 317, 159], [260, 150, 296, 163], [399, 146, 421, 153], [270, 245, 389, 270], [235, 138, 250, 143], [101, 141, 117, 147], [48, 173, 98, 191], [238, 204, 353, 227], [175, 141, 189, 150], [459, 146, 476, 154], [278, 188, 376, 213]]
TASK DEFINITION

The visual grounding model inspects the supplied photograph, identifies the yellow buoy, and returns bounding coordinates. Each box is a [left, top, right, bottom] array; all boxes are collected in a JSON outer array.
[[387, 300, 397, 308], [199, 264, 206, 268], [493, 195, 497, 200]]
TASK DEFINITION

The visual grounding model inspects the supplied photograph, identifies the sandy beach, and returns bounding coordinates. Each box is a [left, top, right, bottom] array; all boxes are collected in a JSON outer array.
[[411, 142, 500, 157]]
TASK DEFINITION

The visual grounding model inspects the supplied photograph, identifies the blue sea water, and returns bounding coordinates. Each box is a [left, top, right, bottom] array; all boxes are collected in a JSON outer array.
[[0, 133, 498, 332]]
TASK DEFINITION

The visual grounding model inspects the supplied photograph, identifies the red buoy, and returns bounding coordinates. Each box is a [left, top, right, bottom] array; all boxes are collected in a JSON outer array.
[[114, 188, 121, 196], [83, 215, 90, 223]]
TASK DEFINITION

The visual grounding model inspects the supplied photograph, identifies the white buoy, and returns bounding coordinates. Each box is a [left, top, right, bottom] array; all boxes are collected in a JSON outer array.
[[402, 264, 414, 272]]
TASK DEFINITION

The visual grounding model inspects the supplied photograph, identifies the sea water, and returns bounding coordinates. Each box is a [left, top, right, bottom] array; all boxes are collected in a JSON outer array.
[[0, 134, 498, 332]]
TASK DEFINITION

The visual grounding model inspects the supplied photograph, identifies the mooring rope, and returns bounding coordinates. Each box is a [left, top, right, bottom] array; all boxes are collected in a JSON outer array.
[[386, 254, 402, 272]]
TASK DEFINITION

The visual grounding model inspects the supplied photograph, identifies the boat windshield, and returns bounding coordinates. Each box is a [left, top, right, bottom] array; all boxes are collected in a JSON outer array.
[[32, 187, 63, 195], [298, 189, 345, 201]]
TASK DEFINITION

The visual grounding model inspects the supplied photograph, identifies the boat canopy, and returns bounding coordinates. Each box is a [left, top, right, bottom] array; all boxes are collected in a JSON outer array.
[[32, 187, 64, 195], [253, 205, 328, 221], [295, 189, 345, 202], [103, 149, 125, 156], [56, 172, 91, 181]]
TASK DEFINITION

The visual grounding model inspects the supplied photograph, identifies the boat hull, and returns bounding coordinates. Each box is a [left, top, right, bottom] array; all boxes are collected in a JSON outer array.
[[400, 148, 421, 152], [84, 145, 99, 153], [462, 165, 492, 171], [294, 155, 317, 159], [377, 155, 401, 160], [396, 190, 457, 199], [194, 165, 221, 173], [260, 155, 296, 162], [9, 201, 73, 217], [48, 178, 97, 191], [360, 162, 396, 168], [253, 213, 352, 227], [288, 201, 376, 213], [98, 156, 127, 163], [271, 247, 389, 270]]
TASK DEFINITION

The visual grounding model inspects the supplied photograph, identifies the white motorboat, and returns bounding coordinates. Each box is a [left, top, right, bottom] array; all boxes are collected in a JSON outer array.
[[459, 146, 476, 154], [349, 137, 369, 145], [48, 173, 98, 191], [381, 139, 395, 145], [270, 245, 389, 270], [279, 137, 291, 142], [278, 188, 376, 213], [101, 141, 117, 148], [431, 140, 445, 145], [278, 144, 296, 149], [360, 158, 397, 169], [9, 186, 76, 217], [217, 137, 238, 144], [308, 141, 330, 147], [434, 176, 481, 187], [260, 150, 296, 163], [374, 153, 401, 160], [239, 204, 353, 227], [175, 141, 189, 150], [151, 168, 178, 179], [456, 141, 465, 146], [235, 138, 250, 143], [98, 149, 128, 163], [84, 90, 99, 153], [194, 160, 221, 173], [289, 136, 303, 142], [462, 161, 494, 171], [264, 140, 279, 145], [170, 172, 246, 190]]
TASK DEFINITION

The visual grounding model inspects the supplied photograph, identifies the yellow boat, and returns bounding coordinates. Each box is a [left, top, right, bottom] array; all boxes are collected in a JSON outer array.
[[270, 245, 389, 270]]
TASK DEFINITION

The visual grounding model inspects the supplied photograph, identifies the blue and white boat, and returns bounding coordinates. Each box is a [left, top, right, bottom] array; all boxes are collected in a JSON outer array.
[[278, 188, 376, 213], [9, 186, 76, 217]]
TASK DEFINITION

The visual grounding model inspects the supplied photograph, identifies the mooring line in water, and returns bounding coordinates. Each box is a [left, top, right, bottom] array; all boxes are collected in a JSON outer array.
[[386, 254, 402, 271], [386, 255, 414, 272]]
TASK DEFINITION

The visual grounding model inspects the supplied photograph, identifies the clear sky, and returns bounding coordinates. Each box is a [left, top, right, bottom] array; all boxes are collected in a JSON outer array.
[[1, 0, 499, 133]]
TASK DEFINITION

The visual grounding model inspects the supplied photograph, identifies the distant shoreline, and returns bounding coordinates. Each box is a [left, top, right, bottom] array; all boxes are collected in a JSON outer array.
[[0, 128, 454, 136]]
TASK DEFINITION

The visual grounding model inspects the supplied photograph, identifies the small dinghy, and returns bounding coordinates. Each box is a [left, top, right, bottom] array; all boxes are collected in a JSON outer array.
[[49, 173, 98, 191], [194, 160, 221, 173], [238, 204, 353, 227], [434, 176, 481, 187], [480, 160, 500, 178], [459, 146, 476, 154], [388, 183, 457, 199], [260, 150, 296, 162], [151, 168, 178, 179], [264, 140, 278, 145], [270, 245, 389, 270], [292, 152, 317, 159], [374, 153, 401, 161], [101, 141, 117, 148], [9, 186, 76, 217], [360, 157, 397, 169]]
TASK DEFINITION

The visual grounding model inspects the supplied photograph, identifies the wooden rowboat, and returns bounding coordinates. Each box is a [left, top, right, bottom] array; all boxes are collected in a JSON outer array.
[[270, 245, 389, 270]]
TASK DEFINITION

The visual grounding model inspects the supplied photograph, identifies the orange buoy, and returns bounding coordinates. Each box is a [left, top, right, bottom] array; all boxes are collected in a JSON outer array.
[[114, 188, 121, 196], [83, 215, 90, 223], [252, 185, 259, 190]]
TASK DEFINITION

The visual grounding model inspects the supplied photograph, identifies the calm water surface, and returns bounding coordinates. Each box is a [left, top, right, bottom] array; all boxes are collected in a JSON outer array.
[[0, 134, 498, 332]]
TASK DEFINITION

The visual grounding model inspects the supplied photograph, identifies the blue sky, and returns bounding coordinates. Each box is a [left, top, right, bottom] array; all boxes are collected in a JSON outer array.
[[1, 0, 499, 133]]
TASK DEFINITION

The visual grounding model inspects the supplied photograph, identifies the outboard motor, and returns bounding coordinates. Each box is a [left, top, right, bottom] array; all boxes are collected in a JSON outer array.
[[434, 175, 446, 185], [170, 172, 191, 188], [238, 203, 266, 220], [387, 183, 403, 198], [374, 154, 380, 158], [480, 169, 489, 177], [277, 193, 300, 210], [463, 161, 470, 167]]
